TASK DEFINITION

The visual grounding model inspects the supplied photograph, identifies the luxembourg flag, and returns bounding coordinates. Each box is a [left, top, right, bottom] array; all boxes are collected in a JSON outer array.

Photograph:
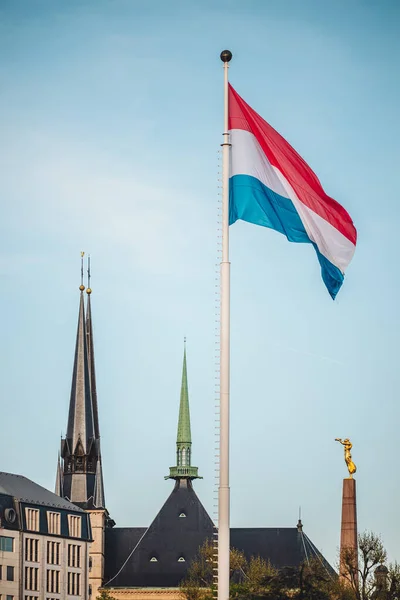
[[228, 84, 357, 299]]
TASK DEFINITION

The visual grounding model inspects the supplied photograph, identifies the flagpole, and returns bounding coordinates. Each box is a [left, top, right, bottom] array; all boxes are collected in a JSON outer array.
[[218, 49, 232, 600]]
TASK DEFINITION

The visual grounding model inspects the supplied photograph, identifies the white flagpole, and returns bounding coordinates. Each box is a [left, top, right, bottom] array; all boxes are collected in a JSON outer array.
[[218, 49, 232, 600]]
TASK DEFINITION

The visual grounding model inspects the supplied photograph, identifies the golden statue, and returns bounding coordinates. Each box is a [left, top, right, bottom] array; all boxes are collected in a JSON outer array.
[[335, 438, 357, 478]]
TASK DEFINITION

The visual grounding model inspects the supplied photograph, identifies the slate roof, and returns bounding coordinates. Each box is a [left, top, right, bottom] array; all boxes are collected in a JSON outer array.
[[104, 527, 147, 582], [104, 481, 335, 589], [0, 472, 85, 512], [230, 528, 335, 575], [104, 479, 215, 588]]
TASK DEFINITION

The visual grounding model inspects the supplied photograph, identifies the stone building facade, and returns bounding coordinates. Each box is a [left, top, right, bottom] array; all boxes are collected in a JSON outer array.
[[0, 472, 92, 600]]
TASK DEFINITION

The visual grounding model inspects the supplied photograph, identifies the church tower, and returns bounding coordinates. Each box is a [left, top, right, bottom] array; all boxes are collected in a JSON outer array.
[[56, 255, 113, 598]]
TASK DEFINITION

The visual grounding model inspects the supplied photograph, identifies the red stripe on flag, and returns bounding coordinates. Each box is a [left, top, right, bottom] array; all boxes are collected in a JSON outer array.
[[228, 84, 357, 246]]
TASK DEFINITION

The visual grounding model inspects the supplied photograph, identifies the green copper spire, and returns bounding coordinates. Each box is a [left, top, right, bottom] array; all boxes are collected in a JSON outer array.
[[166, 340, 201, 480], [177, 341, 191, 445]]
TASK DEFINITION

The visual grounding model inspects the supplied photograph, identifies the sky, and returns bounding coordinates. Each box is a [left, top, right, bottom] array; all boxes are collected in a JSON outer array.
[[1, 0, 399, 569]]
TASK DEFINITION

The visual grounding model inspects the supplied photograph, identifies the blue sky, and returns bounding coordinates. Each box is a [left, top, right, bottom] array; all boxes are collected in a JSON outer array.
[[1, 0, 399, 568]]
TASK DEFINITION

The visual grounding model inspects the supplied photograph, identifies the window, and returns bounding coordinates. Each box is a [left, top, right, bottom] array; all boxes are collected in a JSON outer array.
[[46, 569, 60, 594], [150, 557, 158, 562], [6, 566, 14, 581], [25, 538, 39, 562], [0, 537, 13, 552], [25, 509, 40, 532], [67, 572, 81, 595], [179, 512, 186, 518], [178, 556, 185, 562], [89, 584, 92, 596], [0, 564, 2, 578], [46, 541, 60, 565], [67, 544, 81, 568], [88, 556, 92, 571], [25, 566, 39, 591], [47, 512, 60, 535], [7, 596, 14, 600], [67, 515, 81, 538], [24, 596, 38, 600]]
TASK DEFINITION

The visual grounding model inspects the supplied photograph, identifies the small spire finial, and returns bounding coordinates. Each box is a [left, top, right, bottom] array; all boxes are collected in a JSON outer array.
[[79, 252, 85, 291], [87, 255, 92, 294], [297, 506, 303, 531]]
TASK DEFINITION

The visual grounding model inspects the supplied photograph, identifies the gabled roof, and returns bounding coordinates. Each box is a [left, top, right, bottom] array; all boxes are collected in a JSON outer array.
[[104, 479, 215, 588], [0, 472, 85, 512]]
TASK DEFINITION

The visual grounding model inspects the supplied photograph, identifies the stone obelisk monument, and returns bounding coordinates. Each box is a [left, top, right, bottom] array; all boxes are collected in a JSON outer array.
[[335, 438, 358, 583]]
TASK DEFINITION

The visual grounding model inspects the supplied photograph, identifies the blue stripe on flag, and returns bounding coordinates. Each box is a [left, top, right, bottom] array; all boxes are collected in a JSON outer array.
[[229, 174, 343, 299]]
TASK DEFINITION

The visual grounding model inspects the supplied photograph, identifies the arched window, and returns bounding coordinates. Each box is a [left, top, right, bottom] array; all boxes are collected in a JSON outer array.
[[186, 447, 191, 465], [179, 512, 186, 518], [178, 557, 185, 562], [150, 557, 158, 562], [182, 447, 186, 466]]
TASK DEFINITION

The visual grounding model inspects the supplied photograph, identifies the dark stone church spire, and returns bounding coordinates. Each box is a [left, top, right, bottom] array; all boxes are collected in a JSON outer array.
[[65, 287, 95, 454], [57, 254, 104, 508]]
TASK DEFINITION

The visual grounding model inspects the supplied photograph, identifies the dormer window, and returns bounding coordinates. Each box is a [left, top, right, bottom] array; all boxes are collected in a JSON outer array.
[[25, 508, 40, 532], [179, 513, 186, 518], [47, 511, 61, 535], [178, 557, 185, 562], [150, 557, 158, 562]]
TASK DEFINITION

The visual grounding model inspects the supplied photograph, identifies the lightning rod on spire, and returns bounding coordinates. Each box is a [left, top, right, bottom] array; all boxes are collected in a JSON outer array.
[[80, 252, 85, 291], [87, 255, 92, 294]]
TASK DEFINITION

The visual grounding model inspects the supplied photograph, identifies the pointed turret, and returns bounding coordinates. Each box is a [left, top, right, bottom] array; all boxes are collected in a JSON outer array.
[[166, 341, 201, 480], [94, 456, 106, 508], [55, 453, 63, 497]]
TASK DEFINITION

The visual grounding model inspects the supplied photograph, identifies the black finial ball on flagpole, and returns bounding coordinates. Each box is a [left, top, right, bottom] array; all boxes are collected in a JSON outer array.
[[220, 50, 232, 63]]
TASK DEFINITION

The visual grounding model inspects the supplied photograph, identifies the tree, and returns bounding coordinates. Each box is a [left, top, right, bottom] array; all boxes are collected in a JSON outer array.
[[180, 539, 214, 600], [181, 541, 336, 600], [387, 563, 400, 600], [96, 591, 117, 600], [182, 533, 399, 600], [341, 532, 387, 600], [340, 531, 400, 600]]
